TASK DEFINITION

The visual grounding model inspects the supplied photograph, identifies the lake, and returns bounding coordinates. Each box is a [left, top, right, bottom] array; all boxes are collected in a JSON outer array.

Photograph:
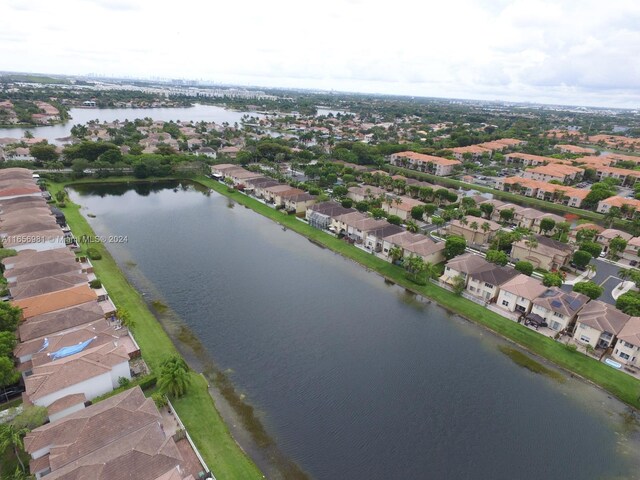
[[0, 104, 264, 144], [69, 181, 640, 480]]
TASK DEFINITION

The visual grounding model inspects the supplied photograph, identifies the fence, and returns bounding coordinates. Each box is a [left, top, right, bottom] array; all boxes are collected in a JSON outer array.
[[167, 398, 215, 480]]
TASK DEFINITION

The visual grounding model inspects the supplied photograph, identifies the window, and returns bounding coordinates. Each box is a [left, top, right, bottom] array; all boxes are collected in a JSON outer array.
[[502, 300, 509, 307], [484, 283, 494, 288], [580, 335, 590, 343], [620, 352, 630, 360], [579, 323, 587, 329], [553, 312, 563, 318]]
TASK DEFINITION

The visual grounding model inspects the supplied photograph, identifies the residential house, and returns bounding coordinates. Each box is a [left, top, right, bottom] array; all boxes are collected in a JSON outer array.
[[528, 288, 589, 332], [219, 146, 240, 158], [622, 236, 640, 262], [611, 317, 640, 368], [362, 223, 404, 253], [495, 274, 547, 317], [572, 300, 630, 350], [24, 387, 194, 480], [382, 195, 425, 221], [597, 196, 640, 217], [12, 284, 98, 320], [596, 229, 633, 254], [522, 164, 584, 184], [440, 253, 520, 302], [18, 301, 107, 343], [381, 231, 445, 264], [447, 216, 501, 245], [568, 223, 604, 244], [554, 144, 596, 155], [510, 235, 572, 271], [347, 185, 387, 203], [23, 342, 131, 410], [282, 192, 317, 214], [306, 202, 355, 230], [9, 272, 89, 300], [389, 151, 461, 176]]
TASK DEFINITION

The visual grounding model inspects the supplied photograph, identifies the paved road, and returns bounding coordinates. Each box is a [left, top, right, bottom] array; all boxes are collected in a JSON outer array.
[[562, 258, 623, 305]]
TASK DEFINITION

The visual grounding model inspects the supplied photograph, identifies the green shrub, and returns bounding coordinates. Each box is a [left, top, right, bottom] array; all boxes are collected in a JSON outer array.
[[152, 392, 168, 408], [138, 374, 157, 390], [86, 247, 102, 260], [118, 376, 131, 388], [89, 279, 102, 289]]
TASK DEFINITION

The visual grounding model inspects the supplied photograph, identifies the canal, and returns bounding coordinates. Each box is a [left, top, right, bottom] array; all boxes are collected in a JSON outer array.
[[69, 181, 640, 480]]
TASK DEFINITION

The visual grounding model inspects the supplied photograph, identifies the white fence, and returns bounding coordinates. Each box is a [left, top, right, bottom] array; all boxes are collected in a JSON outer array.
[[167, 398, 215, 480]]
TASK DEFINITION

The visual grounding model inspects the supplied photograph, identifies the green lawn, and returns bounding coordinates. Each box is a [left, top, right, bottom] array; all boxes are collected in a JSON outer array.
[[197, 176, 640, 409], [47, 181, 263, 480]]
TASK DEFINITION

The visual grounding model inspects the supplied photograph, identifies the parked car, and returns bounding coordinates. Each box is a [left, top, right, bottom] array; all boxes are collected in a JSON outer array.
[[630, 260, 638, 267]]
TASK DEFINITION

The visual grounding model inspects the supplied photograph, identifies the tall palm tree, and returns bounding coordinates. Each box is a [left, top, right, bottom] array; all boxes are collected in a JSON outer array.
[[389, 246, 403, 263], [470, 221, 479, 244], [525, 235, 539, 255], [0, 424, 30, 472]]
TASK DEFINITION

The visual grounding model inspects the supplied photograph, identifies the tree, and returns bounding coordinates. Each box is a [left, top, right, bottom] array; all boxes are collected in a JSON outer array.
[[0, 331, 17, 357], [0, 303, 22, 333], [572, 281, 603, 300], [404, 255, 427, 284], [579, 241, 602, 259], [116, 308, 136, 331], [71, 158, 89, 177], [452, 275, 466, 295], [410, 205, 425, 221], [388, 246, 403, 264], [609, 236, 628, 259], [480, 203, 494, 219], [424, 204, 437, 218], [539, 218, 556, 235], [514, 261, 534, 276], [524, 235, 539, 255], [542, 272, 564, 287], [370, 208, 386, 219], [387, 215, 402, 225], [499, 208, 515, 223], [355, 201, 369, 212], [486, 249, 508, 266], [11, 405, 48, 430], [444, 235, 467, 259], [158, 355, 192, 398], [0, 356, 19, 388], [572, 250, 592, 269], [29, 143, 58, 162], [340, 198, 353, 208], [576, 228, 598, 243], [616, 291, 640, 316], [406, 220, 419, 233], [0, 424, 30, 472]]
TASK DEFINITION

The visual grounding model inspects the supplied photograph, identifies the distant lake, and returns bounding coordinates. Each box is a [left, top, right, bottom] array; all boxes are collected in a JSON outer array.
[[0, 104, 265, 144], [69, 181, 640, 480]]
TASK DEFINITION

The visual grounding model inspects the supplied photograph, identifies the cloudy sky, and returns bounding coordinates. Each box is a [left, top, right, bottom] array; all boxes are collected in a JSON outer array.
[[2, 0, 640, 108]]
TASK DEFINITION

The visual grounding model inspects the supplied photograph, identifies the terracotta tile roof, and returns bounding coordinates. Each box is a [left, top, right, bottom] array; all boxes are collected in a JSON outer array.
[[576, 300, 630, 335], [47, 393, 87, 416], [25, 387, 189, 480], [6, 260, 82, 283], [392, 151, 461, 166], [9, 272, 89, 300], [13, 285, 98, 319], [3, 247, 76, 270], [499, 274, 547, 301], [533, 288, 589, 317], [18, 301, 106, 342], [599, 196, 640, 210], [618, 317, 640, 347], [24, 342, 129, 402]]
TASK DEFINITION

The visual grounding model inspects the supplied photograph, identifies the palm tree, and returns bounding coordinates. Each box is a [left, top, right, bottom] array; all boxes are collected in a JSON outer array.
[[469, 221, 479, 244], [460, 217, 469, 227], [0, 424, 30, 472], [525, 235, 539, 255], [406, 220, 419, 233], [481, 222, 491, 235], [388, 246, 403, 263], [158, 355, 192, 398]]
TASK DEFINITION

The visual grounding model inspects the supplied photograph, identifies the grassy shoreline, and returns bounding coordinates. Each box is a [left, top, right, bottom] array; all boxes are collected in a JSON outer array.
[[47, 180, 264, 480]]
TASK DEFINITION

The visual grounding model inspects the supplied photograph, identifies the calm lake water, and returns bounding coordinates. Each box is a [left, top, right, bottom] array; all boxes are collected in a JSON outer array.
[[0, 104, 264, 143], [69, 181, 640, 480]]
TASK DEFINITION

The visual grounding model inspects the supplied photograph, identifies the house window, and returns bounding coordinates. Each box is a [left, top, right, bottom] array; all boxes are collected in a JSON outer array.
[[580, 335, 590, 343], [579, 323, 587, 329], [502, 300, 509, 307], [620, 352, 630, 360], [469, 286, 475, 292], [553, 312, 563, 318], [484, 283, 494, 288]]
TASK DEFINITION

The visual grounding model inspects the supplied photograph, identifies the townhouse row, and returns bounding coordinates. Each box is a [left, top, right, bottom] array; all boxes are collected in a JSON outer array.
[[306, 201, 446, 265], [439, 253, 640, 368], [211, 163, 317, 213]]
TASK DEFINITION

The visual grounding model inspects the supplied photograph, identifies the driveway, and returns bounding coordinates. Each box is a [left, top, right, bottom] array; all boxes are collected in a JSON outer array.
[[562, 258, 623, 305]]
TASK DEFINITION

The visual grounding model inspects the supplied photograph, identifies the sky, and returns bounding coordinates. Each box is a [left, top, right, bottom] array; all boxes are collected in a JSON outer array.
[[2, 0, 640, 108]]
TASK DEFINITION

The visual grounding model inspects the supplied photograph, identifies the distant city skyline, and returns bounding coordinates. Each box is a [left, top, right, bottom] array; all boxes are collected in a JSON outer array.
[[2, 0, 640, 109]]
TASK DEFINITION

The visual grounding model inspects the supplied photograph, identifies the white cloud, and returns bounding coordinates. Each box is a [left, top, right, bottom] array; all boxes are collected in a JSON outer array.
[[1, 0, 640, 107]]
